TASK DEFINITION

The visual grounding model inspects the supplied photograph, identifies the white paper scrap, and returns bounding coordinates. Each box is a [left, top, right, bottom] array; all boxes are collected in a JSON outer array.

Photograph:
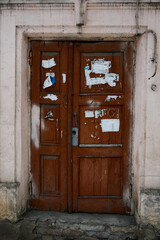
[[100, 119, 120, 132], [85, 110, 94, 118], [105, 95, 121, 101], [84, 59, 119, 87], [43, 94, 58, 101], [42, 58, 56, 68], [62, 73, 66, 83]]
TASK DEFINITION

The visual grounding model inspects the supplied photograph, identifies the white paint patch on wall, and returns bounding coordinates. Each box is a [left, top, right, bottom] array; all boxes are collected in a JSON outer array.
[[84, 59, 119, 87], [31, 105, 40, 148], [42, 58, 56, 68], [43, 94, 58, 101], [105, 95, 121, 101], [100, 119, 120, 132], [62, 73, 66, 83]]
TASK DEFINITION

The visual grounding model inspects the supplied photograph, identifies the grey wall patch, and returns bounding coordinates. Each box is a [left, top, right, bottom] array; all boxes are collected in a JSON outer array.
[[42, 58, 56, 68]]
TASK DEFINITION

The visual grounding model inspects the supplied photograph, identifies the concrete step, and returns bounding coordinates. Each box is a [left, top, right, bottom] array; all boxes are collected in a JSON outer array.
[[0, 210, 137, 240]]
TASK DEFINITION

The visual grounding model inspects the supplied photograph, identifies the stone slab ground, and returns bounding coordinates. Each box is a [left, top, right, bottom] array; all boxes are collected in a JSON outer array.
[[0, 210, 138, 240]]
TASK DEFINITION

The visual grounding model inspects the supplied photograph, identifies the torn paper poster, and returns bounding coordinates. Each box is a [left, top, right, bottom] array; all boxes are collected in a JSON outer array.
[[85, 109, 106, 118], [95, 109, 106, 118], [105, 95, 121, 101], [100, 119, 120, 132], [84, 59, 119, 87], [43, 94, 58, 101], [85, 110, 94, 118], [43, 73, 55, 89], [62, 73, 66, 83], [42, 58, 56, 68], [44, 110, 54, 120]]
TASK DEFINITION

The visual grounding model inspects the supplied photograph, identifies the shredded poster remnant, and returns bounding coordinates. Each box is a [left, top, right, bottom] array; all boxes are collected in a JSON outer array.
[[85, 110, 94, 118], [84, 59, 119, 87], [100, 119, 120, 132], [62, 73, 66, 83], [42, 58, 56, 68], [85, 109, 106, 118], [43, 73, 55, 89], [105, 95, 121, 101], [43, 94, 58, 101]]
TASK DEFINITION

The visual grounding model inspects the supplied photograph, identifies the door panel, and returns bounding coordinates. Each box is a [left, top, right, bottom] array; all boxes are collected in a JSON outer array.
[[30, 41, 133, 214], [72, 42, 132, 213], [30, 42, 68, 211]]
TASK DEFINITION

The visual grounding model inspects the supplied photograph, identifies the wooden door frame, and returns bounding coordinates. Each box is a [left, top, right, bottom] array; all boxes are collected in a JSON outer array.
[[29, 39, 134, 214]]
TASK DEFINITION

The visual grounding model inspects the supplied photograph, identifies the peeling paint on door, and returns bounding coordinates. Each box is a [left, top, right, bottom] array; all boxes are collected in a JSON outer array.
[[31, 105, 40, 148]]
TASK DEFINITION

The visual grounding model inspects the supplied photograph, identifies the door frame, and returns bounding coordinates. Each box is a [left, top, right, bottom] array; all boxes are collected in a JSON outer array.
[[29, 39, 134, 214]]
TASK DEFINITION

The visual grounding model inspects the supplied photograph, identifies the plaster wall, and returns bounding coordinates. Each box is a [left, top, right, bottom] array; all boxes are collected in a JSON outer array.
[[0, 1, 159, 229]]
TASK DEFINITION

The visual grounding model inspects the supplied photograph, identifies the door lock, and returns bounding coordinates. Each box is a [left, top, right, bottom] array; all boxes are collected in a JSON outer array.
[[72, 127, 78, 146]]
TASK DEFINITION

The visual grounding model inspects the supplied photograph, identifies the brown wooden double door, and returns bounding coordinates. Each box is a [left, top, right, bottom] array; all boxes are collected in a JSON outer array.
[[30, 41, 133, 213]]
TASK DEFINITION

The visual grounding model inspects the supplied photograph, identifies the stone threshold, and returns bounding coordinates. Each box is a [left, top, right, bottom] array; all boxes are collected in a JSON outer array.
[[0, 210, 137, 240]]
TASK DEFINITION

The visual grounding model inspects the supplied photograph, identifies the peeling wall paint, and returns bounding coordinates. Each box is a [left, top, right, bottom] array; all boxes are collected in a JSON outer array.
[[43, 94, 58, 101], [43, 73, 55, 89], [100, 119, 120, 132], [42, 58, 56, 68], [62, 73, 66, 83], [84, 59, 119, 87]]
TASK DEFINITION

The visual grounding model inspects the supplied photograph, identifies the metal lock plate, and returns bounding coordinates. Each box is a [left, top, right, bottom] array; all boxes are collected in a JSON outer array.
[[72, 127, 78, 146]]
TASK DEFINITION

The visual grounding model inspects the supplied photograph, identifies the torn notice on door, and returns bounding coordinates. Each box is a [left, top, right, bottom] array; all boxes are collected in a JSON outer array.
[[43, 94, 58, 101], [85, 109, 106, 118], [62, 73, 66, 83], [42, 58, 56, 68], [43, 73, 55, 89], [105, 95, 121, 101], [100, 119, 120, 132], [44, 110, 54, 120], [85, 110, 94, 118], [84, 59, 119, 87]]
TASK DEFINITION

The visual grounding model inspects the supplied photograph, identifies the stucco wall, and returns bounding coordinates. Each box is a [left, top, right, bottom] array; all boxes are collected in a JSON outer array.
[[0, 0, 159, 230]]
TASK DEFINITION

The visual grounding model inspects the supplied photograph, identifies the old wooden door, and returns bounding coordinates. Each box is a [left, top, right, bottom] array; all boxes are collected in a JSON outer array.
[[30, 42, 68, 210], [30, 41, 133, 213], [72, 42, 132, 213]]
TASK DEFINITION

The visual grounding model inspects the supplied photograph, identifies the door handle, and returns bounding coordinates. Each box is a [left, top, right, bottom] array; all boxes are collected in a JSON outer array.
[[74, 112, 78, 127]]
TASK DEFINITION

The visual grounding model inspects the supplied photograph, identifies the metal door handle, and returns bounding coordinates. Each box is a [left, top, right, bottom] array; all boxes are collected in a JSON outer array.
[[74, 112, 78, 127]]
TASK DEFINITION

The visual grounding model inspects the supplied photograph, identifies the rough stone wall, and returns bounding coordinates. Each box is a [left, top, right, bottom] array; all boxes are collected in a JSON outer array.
[[0, 183, 19, 221]]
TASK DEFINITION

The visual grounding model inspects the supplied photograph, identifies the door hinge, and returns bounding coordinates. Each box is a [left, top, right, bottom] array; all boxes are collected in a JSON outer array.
[[28, 51, 32, 66], [29, 181, 32, 196], [129, 183, 132, 199]]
